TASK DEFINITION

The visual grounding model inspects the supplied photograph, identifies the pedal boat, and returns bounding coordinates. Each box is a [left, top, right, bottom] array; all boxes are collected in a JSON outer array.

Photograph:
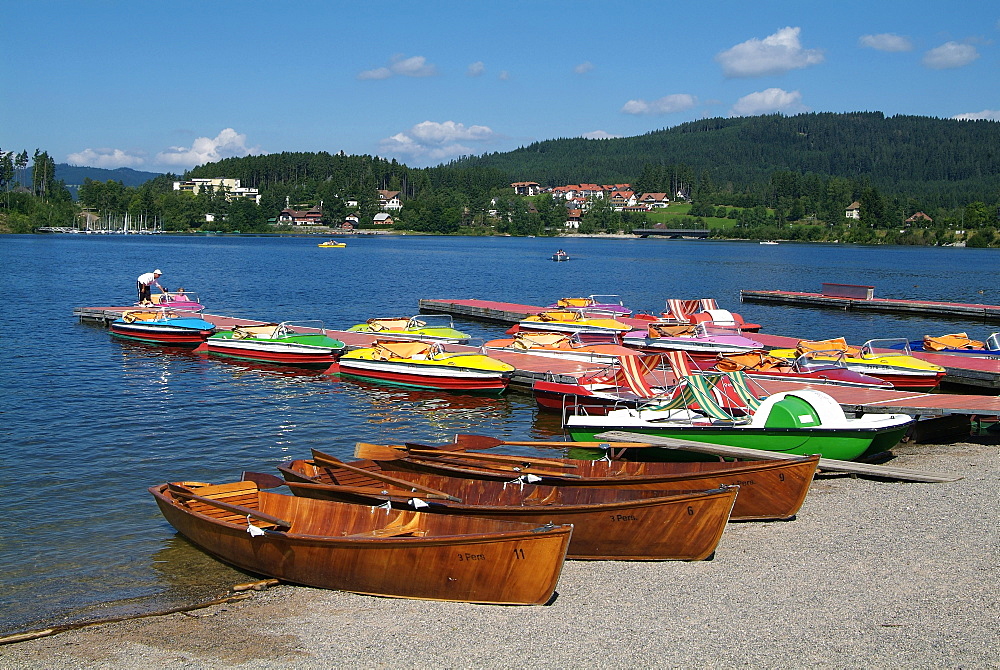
[[547, 295, 632, 317], [484, 331, 639, 365], [623, 322, 763, 361], [517, 309, 632, 343], [205, 321, 346, 367], [109, 308, 217, 346], [347, 315, 471, 344], [317, 240, 347, 247], [892, 332, 1000, 359], [337, 340, 515, 393], [767, 338, 946, 390]]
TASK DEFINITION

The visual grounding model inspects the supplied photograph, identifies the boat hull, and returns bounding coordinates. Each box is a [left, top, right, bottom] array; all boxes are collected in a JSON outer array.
[[110, 319, 215, 345], [337, 358, 511, 392], [206, 334, 343, 366], [564, 422, 910, 461], [151, 484, 570, 605], [386, 454, 819, 521]]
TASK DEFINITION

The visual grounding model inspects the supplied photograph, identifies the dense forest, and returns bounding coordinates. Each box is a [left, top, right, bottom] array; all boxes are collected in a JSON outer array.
[[2, 112, 999, 245]]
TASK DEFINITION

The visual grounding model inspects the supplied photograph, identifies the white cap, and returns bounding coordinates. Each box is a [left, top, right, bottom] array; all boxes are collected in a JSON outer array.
[[154, 269, 162, 274]]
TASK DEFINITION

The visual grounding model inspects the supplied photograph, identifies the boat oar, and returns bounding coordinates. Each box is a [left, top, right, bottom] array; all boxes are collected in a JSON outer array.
[[242, 471, 286, 489], [309, 449, 462, 502], [166, 483, 292, 529], [403, 442, 577, 468], [355, 442, 582, 478], [453, 434, 657, 450], [275, 465, 456, 501]]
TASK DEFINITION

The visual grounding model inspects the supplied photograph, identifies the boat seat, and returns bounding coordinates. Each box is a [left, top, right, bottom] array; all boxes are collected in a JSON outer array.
[[521, 488, 560, 506], [347, 515, 427, 537], [232, 325, 280, 339], [171, 482, 284, 530]]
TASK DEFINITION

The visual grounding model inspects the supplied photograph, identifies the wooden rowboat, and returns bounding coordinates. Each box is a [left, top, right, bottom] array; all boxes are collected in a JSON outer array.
[[276, 455, 738, 560], [352, 440, 818, 521], [150, 481, 572, 605]]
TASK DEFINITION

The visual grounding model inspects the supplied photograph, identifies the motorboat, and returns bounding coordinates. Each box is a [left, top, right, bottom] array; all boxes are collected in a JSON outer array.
[[551, 251, 570, 261], [109, 308, 217, 346], [767, 338, 946, 390], [622, 321, 763, 361], [517, 309, 632, 343], [547, 295, 632, 317], [337, 340, 515, 392], [346, 315, 471, 344], [563, 372, 914, 461], [148, 291, 205, 312], [483, 331, 640, 365], [317, 240, 346, 248], [892, 332, 1000, 359], [205, 321, 346, 367]]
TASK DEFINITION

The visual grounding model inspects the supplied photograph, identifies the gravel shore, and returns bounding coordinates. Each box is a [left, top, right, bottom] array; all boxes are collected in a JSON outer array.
[[2, 440, 997, 669]]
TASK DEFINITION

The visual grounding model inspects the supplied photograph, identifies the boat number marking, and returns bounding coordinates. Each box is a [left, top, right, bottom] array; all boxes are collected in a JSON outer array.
[[609, 513, 637, 521], [458, 552, 487, 561], [687, 506, 695, 516], [779, 473, 785, 481], [512, 547, 526, 560]]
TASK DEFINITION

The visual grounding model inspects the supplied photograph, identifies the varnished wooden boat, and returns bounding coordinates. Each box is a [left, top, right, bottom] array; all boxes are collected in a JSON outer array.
[[150, 481, 572, 605], [277, 455, 738, 560], [353, 441, 818, 521]]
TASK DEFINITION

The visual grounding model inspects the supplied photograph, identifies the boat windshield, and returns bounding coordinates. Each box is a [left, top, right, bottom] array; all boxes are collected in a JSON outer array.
[[588, 295, 624, 306], [278, 320, 326, 335], [408, 314, 456, 329], [861, 338, 912, 357]]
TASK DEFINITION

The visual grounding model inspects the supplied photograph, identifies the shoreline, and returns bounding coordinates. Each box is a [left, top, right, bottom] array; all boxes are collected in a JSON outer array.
[[2, 440, 996, 669]]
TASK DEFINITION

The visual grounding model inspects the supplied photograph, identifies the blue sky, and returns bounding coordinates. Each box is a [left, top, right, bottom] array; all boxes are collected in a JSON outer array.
[[3, 1, 997, 174]]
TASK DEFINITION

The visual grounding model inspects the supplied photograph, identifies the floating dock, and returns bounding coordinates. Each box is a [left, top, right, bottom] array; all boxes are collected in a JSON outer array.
[[740, 288, 1000, 321]]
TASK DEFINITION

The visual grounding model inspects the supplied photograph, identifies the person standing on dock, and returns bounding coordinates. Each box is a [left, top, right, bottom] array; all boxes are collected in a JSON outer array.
[[137, 269, 165, 305]]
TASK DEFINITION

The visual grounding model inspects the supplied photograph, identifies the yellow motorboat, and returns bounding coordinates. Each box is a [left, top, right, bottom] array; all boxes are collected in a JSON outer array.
[[318, 240, 346, 248], [768, 337, 946, 390]]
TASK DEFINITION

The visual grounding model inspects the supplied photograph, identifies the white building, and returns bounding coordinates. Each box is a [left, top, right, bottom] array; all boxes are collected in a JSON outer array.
[[173, 178, 261, 204]]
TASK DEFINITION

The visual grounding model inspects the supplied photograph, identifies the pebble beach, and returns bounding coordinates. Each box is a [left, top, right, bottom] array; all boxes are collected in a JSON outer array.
[[1, 439, 997, 669]]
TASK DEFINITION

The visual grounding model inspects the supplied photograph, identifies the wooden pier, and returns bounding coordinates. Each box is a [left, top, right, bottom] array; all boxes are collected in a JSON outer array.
[[740, 289, 1000, 321]]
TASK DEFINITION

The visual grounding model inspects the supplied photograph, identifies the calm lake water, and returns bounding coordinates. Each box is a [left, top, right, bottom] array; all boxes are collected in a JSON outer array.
[[2, 233, 998, 634]]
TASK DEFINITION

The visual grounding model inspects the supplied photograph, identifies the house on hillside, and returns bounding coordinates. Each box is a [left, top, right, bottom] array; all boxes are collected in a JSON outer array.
[[373, 213, 394, 226], [608, 190, 636, 210], [845, 201, 861, 220], [511, 181, 540, 196], [378, 190, 402, 211], [638, 193, 670, 208], [905, 212, 933, 225], [173, 177, 261, 204], [565, 209, 582, 229]]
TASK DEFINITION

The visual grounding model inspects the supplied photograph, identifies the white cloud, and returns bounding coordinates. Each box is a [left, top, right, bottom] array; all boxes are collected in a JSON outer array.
[[621, 94, 697, 115], [67, 147, 146, 169], [716, 26, 824, 78], [379, 120, 499, 163], [498, 70, 510, 81], [730, 88, 806, 116], [581, 130, 622, 139], [574, 61, 594, 74], [923, 41, 979, 69], [155, 128, 260, 168], [358, 54, 437, 80], [953, 109, 1000, 121], [467, 61, 485, 77], [859, 33, 913, 52]]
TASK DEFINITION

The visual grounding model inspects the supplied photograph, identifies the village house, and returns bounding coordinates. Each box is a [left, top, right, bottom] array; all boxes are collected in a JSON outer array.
[[905, 212, 933, 225], [278, 205, 324, 225], [608, 190, 637, 210], [172, 178, 261, 204], [846, 201, 861, 220], [637, 192, 670, 208], [373, 212, 394, 226], [377, 190, 403, 211], [565, 208, 583, 229], [511, 181, 540, 196]]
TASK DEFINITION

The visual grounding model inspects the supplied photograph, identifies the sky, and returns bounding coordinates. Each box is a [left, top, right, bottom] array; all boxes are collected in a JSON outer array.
[[3, 1, 998, 174]]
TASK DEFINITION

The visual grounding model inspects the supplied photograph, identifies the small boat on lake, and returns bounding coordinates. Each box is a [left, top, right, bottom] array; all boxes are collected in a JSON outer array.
[[276, 452, 737, 560], [551, 250, 570, 262], [205, 321, 346, 367], [548, 295, 632, 317], [352, 439, 819, 522], [517, 309, 632, 343], [337, 340, 515, 392], [346, 315, 471, 344], [110, 308, 217, 346], [564, 373, 914, 461], [483, 331, 640, 364], [623, 321, 763, 361], [767, 338, 946, 390], [318, 240, 346, 248], [892, 332, 1000, 359], [150, 480, 571, 605]]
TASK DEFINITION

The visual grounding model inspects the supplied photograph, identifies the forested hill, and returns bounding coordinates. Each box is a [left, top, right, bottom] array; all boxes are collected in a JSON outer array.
[[447, 112, 1000, 202]]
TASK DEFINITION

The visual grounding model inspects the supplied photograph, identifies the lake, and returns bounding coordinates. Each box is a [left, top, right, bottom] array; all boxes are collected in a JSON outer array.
[[1, 233, 997, 635]]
